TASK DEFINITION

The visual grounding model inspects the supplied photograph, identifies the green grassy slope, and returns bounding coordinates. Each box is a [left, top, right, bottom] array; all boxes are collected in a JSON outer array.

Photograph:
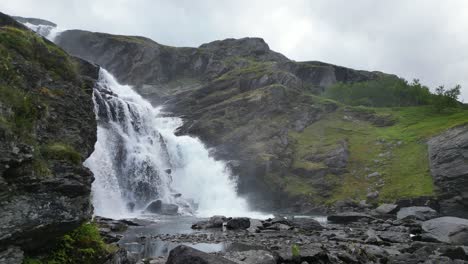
[[287, 105, 468, 205]]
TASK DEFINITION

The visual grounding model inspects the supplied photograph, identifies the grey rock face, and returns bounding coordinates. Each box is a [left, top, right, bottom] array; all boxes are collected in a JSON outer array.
[[0, 247, 23, 264], [428, 125, 468, 218], [0, 12, 98, 253], [166, 245, 236, 264], [422, 217, 468, 245], [397, 206, 438, 221]]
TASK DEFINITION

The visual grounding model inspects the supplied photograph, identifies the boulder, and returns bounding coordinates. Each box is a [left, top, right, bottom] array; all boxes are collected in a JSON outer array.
[[290, 218, 324, 231], [226, 217, 251, 230], [192, 215, 227, 229], [422, 217, 468, 245], [327, 212, 374, 224], [366, 191, 379, 200], [375, 204, 399, 215], [166, 245, 236, 264], [397, 206, 438, 221], [145, 200, 178, 215]]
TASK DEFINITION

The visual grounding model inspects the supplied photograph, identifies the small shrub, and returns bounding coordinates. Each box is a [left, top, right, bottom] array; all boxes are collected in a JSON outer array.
[[42, 143, 81, 165], [292, 244, 300, 257], [23, 223, 112, 264]]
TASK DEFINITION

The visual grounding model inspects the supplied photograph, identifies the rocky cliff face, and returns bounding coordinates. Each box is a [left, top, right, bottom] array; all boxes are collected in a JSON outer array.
[[0, 12, 98, 258], [428, 125, 468, 218]]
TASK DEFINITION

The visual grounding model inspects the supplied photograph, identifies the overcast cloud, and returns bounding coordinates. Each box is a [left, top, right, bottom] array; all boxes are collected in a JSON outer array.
[[1, 0, 467, 101]]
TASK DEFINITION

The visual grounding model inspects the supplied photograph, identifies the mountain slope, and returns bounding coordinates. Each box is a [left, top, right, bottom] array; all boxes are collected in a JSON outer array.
[[45, 22, 468, 213]]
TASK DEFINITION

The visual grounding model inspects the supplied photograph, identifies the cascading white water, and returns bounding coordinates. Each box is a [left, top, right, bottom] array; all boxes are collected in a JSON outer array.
[[85, 69, 268, 219], [19, 20, 270, 219], [22, 22, 62, 42]]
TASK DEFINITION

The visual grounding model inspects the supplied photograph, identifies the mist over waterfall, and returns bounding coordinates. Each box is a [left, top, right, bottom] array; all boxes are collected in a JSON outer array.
[[85, 69, 266, 219]]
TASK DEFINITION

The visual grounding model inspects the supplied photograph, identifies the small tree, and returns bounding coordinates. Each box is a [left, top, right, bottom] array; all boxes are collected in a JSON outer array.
[[433, 84, 461, 112]]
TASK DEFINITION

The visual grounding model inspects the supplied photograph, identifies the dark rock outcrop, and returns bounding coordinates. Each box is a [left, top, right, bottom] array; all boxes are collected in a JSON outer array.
[[428, 125, 468, 218], [226, 217, 251, 230], [145, 200, 179, 215], [0, 12, 98, 256], [166, 245, 236, 264]]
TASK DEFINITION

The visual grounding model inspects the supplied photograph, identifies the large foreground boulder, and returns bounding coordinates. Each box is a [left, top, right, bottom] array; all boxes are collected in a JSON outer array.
[[428, 125, 468, 218], [145, 200, 179, 215], [166, 245, 236, 264], [397, 206, 438, 221], [422, 217, 468, 245]]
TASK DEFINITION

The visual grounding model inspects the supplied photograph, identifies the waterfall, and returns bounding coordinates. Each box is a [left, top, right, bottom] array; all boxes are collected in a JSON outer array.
[[85, 69, 268, 219], [19, 21, 269, 219]]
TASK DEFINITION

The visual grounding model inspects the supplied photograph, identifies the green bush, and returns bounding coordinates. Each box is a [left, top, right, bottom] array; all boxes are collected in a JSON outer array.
[[41, 143, 81, 165], [324, 77, 433, 107], [23, 223, 112, 264]]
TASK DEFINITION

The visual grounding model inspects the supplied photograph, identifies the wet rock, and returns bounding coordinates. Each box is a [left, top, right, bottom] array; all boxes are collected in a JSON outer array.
[[145, 200, 179, 215], [247, 219, 263, 233], [375, 203, 399, 215], [422, 217, 468, 245], [327, 212, 374, 224], [226, 218, 251, 230], [166, 245, 236, 264], [397, 206, 438, 221], [192, 215, 227, 229]]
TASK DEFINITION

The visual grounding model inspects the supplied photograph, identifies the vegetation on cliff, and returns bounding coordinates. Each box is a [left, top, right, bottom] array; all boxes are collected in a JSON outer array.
[[0, 12, 98, 263], [23, 223, 114, 264]]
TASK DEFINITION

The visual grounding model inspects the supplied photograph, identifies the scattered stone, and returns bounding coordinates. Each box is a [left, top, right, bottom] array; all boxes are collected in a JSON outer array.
[[397, 206, 438, 220], [224, 249, 278, 264], [367, 172, 381, 178], [366, 191, 379, 200], [375, 203, 399, 215]]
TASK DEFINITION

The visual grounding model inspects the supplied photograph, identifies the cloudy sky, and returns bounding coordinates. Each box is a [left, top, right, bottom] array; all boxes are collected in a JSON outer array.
[[1, 0, 467, 101]]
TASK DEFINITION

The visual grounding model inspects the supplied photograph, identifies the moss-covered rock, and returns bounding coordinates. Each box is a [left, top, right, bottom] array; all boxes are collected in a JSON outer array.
[[0, 12, 98, 261]]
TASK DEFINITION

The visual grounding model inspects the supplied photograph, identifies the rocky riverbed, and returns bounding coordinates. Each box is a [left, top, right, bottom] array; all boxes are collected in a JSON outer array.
[[96, 204, 468, 264]]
